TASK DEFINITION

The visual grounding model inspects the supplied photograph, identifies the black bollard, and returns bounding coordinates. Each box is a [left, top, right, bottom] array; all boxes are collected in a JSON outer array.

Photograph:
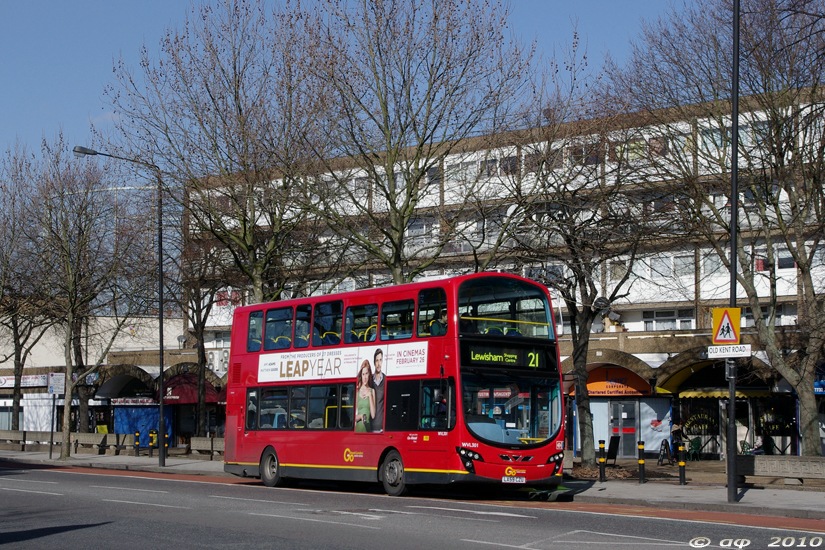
[[638, 440, 646, 484], [598, 439, 606, 482], [134, 431, 140, 457], [678, 443, 686, 485]]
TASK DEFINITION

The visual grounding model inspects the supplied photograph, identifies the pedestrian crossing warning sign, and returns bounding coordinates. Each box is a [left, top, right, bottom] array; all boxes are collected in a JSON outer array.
[[712, 308, 740, 345]]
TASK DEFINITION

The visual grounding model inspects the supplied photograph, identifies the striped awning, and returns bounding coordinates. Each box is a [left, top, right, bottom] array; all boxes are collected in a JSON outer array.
[[678, 388, 772, 398]]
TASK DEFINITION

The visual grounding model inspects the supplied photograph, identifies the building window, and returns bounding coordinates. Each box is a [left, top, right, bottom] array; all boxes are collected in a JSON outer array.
[[524, 148, 564, 174], [648, 136, 669, 157], [674, 255, 693, 277], [213, 331, 231, 348], [353, 176, 371, 201], [481, 158, 498, 177], [777, 253, 796, 270], [699, 127, 730, 159], [755, 252, 796, 272], [612, 139, 647, 164], [426, 166, 442, 186], [445, 160, 476, 182], [643, 309, 695, 331], [650, 256, 673, 279], [702, 252, 723, 277], [740, 120, 769, 152], [743, 304, 784, 327], [569, 142, 601, 166], [609, 260, 628, 281], [500, 155, 519, 176]]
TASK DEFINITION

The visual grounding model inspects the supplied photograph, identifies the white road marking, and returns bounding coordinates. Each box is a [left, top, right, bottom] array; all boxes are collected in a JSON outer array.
[[1, 487, 63, 496], [90, 485, 167, 493], [249, 512, 381, 530], [210, 495, 310, 506], [0, 478, 59, 484], [407, 505, 535, 519], [102, 499, 189, 509]]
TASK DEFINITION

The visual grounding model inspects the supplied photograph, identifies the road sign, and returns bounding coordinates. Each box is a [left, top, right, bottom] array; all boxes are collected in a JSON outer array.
[[712, 308, 741, 345], [707, 344, 752, 358]]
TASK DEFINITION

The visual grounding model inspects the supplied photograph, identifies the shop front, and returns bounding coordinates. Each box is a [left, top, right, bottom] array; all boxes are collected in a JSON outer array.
[[569, 365, 672, 458], [162, 372, 221, 446], [664, 360, 798, 458]]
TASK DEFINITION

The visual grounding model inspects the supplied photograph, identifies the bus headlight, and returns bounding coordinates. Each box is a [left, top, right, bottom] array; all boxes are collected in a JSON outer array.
[[457, 447, 484, 473], [546, 452, 564, 473]]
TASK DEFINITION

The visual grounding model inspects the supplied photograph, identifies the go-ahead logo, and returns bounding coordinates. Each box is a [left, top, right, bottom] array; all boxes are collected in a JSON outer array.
[[343, 448, 364, 462], [504, 466, 526, 476]]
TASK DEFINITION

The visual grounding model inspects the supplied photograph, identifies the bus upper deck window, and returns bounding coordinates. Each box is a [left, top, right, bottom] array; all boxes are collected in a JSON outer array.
[[247, 311, 263, 352], [417, 287, 447, 337]]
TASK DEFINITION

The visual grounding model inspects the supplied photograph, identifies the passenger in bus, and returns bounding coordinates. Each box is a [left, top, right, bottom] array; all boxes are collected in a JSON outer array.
[[355, 360, 376, 433], [433, 389, 448, 421], [459, 314, 477, 334], [430, 309, 448, 336], [246, 395, 258, 431], [372, 349, 385, 432]]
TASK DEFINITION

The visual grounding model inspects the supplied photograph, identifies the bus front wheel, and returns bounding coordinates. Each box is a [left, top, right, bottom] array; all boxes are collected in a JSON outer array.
[[260, 448, 283, 487], [381, 450, 407, 496]]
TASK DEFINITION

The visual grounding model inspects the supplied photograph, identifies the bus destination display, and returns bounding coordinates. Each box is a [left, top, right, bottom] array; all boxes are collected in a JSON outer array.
[[463, 343, 546, 370]]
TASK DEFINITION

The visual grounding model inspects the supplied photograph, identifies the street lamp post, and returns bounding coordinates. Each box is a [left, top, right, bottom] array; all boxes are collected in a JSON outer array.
[[727, 0, 741, 504], [73, 145, 166, 467]]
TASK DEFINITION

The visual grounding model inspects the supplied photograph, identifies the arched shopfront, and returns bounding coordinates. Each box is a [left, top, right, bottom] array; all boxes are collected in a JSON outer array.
[[565, 350, 672, 458], [97, 363, 226, 447], [565, 348, 800, 458], [658, 349, 798, 458]]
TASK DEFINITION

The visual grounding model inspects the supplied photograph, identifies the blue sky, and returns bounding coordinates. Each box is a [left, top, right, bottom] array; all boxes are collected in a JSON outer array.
[[0, 1, 674, 154]]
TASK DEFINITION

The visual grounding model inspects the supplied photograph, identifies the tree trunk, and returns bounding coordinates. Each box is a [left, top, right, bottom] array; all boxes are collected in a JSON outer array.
[[60, 322, 74, 460], [796, 376, 821, 456], [11, 317, 23, 431], [77, 386, 94, 433], [571, 311, 597, 466]]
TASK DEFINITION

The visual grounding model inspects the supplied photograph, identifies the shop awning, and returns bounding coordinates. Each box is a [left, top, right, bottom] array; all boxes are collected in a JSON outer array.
[[162, 373, 218, 405]]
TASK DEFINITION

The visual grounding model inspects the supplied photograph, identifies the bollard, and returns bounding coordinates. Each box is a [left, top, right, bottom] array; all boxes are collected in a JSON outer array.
[[148, 429, 157, 458], [638, 440, 646, 484], [678, 443, 686, 485], [164, 432, 169, 451], [134, 431, 140, 457], [598, 439, 606, 482]]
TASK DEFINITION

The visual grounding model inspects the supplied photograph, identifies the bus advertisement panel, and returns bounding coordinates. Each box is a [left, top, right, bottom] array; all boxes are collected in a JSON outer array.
[[224, 272, 565, 496], [258, 341, 429, 384]]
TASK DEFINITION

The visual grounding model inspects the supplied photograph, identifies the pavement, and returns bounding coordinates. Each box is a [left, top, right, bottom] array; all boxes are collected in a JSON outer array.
[[1, 449, 823, 520]]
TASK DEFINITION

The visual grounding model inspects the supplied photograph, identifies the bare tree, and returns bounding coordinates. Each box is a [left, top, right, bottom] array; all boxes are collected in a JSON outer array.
[[605, 0, 825, 455], [511, 126, 669, 465], [166, 224, 227, 437], [106, 0, 345, 304], [0, 144, 55, 430], [299, 0, 535, 284], [28, 137, 155, 457]]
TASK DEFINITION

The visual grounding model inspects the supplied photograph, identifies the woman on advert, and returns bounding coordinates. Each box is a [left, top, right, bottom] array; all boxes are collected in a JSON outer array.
[[355, 360, 376, 433]]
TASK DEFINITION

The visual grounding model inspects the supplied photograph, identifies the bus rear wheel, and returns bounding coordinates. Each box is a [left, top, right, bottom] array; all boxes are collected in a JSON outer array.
[[260, 448, 283, 487], [381, 450, 407, 496]]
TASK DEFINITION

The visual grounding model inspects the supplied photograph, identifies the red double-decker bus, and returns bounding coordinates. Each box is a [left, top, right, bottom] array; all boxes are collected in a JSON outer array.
[[224, 272, 565, 495]]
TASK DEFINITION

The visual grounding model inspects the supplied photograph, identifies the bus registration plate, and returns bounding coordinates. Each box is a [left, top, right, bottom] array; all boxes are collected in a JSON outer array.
[[501, 476, 526, 484]]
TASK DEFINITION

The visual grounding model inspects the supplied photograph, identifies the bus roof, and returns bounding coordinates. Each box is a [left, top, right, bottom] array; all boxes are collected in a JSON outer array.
[[234, 272, 543, 312]]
